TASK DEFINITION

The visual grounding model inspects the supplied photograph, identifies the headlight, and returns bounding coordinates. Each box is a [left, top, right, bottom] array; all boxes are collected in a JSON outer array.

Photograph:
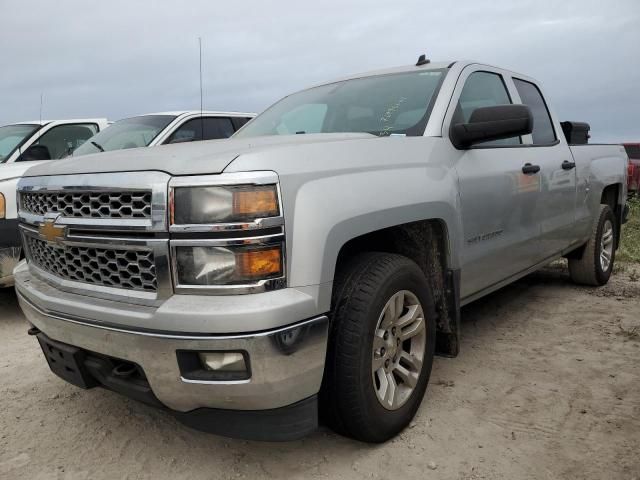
[[171, 184, 279, 225], [174, 244, 283, 286], [169, 173, 285, 293]]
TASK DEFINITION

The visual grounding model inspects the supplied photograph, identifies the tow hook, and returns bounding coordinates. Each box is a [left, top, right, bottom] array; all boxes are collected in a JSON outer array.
[[27, 326, 41, 336], [112, 362, 138, 379]]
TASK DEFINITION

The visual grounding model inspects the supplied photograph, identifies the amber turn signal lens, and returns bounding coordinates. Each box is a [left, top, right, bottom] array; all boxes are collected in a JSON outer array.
[[237, 247, 282, 279], [233, 186, 278, 218], [0, 193, 5, 219]]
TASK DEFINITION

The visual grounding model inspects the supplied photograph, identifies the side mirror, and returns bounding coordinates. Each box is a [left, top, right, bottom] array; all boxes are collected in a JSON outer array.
[[18, 144, 52, 161], [450, 104, 533, 149]]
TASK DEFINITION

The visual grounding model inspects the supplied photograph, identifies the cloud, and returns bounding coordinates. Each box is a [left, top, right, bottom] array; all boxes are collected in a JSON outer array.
[[0, 0, 638, 142]]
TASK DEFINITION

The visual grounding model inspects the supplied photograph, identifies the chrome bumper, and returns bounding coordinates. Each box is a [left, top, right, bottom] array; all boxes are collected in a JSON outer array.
[[16, 279, 329, 413]]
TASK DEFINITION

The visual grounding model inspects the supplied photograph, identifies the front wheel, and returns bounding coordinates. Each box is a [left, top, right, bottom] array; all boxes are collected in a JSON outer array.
[[569, 204, 617, 286], [321, 253, 436, 442]]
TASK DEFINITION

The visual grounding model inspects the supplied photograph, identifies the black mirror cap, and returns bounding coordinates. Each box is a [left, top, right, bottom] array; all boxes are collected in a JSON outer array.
[[19, 144, 52, 161], [450, 104, 533, 149]]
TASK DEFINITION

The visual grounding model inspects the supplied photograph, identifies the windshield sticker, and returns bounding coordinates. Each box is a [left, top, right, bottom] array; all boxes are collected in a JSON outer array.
[[379, 97, 407, 136]]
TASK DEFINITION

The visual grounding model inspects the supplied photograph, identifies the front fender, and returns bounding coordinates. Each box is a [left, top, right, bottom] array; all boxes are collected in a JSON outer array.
[[225, 136, 461, 288], [0, 176, 20, 220], [284, 165, 460, 287]]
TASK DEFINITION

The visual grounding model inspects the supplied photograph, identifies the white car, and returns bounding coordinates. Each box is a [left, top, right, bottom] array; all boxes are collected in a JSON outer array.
[[72, 111, 255, 157], [0, 118, 109, 286], [0, 111, 255, 286]]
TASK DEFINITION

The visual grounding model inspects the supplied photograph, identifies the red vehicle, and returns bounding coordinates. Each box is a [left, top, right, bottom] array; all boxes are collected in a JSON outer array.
[[624, 143, 640, 196]]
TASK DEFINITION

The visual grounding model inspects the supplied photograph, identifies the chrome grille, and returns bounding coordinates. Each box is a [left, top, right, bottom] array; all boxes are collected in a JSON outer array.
[[25, 236, 157, 292], [21, 191, 152, 219]]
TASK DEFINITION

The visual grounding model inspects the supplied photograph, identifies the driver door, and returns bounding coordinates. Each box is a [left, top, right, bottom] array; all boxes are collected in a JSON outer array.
[[446, 67, 543, 300], [18, 123, 98, 161]]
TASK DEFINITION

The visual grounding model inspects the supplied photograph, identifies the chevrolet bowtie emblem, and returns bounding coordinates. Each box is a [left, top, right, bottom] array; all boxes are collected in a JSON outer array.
[[39, 219, 66, 242]]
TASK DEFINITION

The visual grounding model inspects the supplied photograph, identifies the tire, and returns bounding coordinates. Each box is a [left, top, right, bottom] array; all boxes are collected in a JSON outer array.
[[320, 252, 436, 442], [568, 205, 617, 286]]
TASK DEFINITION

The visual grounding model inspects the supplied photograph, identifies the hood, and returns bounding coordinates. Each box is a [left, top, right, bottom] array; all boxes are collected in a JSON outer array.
[[0, 160, 50, 181], [22, 133, 375, 178]]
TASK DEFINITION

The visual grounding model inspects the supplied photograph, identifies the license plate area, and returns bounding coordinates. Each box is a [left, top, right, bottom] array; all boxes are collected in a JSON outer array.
[[36, 334, 98, 389]]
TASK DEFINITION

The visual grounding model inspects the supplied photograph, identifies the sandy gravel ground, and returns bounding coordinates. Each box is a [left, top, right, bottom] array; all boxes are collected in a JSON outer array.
[[1, 265, 639, 480]]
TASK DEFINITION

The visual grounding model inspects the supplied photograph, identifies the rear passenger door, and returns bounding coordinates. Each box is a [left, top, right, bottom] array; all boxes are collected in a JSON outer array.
[[511, 77, 577, 256], [231, 117, 252, 131], [446, 67, 543, 300], [164, 117, 235, 144]]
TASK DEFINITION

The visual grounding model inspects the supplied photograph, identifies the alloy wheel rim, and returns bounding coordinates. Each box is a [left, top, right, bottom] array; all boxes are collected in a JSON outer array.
[[371, 290, 426, 411], [600, 219, 614, 272]]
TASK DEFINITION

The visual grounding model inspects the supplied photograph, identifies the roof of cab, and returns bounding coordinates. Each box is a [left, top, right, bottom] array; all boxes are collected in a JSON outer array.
[[299, 60, 459, 93], [330, 61, 455, 84], [304, 60, 537, 92], [6, 118, 108, 126], [135, 110, 256, 118]]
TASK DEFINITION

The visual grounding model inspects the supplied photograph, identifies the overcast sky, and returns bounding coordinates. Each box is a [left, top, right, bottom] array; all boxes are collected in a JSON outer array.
[[1, 0, 638, 142]]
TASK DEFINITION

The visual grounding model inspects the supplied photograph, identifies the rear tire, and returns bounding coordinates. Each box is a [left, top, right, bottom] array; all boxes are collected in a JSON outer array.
[[321, 252, 436, 442], [568, 205, 616, 286]]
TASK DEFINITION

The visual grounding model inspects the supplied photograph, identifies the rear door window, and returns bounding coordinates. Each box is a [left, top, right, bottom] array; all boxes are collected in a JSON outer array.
[[513, 78, 557, 145], [202, 117, 234, 139], [231, 117, 252, 131], [165, 117, 235, 144]]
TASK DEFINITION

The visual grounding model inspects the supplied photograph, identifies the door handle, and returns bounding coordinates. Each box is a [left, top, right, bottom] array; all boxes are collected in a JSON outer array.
[[562, 160, 576, 170], [522, 163, 540, 175]]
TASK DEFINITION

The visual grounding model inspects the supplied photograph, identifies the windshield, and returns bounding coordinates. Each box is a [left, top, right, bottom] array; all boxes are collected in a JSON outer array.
[[0, 124, 39, 163], [234, 70, 446, 139], [72, 115, 177, 156]]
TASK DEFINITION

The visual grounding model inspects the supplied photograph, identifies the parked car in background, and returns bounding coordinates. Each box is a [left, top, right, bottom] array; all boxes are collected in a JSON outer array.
[[0, 119, 107, 164], [0, 118, 109, 286], [14, 59, 628, 442], [624, 143, 640, 196], [72, 111, 255, 157]]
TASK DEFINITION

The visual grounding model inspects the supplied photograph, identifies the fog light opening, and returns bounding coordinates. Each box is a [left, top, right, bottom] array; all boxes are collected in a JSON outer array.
[[176, 350, 251, 382], [198, 352, 247, 373]]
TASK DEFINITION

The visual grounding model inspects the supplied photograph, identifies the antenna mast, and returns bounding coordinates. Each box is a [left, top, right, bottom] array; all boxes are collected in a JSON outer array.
[[199, 37, 204, 140], [36, 93, 44, 143]]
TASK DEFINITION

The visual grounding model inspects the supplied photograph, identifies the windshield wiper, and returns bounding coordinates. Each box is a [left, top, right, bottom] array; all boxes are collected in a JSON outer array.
[[90, 141, 105, 152]]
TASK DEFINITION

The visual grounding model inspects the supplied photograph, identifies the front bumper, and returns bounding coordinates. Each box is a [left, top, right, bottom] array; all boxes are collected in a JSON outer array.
[[26, 319, 325, 441], [0, 219, 22, 287], [19, 291, 329, 411], [15, 262, 330, 439]]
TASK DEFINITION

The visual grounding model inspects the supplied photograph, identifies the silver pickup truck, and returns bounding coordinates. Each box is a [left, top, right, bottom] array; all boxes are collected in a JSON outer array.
[[14, 59, 628, 442]]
